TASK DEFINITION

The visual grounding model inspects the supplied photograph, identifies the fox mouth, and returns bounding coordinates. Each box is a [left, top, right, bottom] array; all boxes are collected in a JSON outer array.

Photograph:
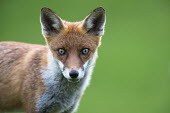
[[67, 78, 80, 83]]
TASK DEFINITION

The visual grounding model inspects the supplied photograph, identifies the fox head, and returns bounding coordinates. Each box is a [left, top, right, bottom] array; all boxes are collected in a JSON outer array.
[[40, 7, 106, 82]]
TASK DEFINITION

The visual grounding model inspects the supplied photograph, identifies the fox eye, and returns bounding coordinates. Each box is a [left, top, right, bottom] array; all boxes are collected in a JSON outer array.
[[58, 48, 66, 55], [81, 48, 90, 55]]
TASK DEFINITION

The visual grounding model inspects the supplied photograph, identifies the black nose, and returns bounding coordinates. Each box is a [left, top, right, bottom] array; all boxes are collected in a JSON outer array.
[[69, 70, 79, 78]]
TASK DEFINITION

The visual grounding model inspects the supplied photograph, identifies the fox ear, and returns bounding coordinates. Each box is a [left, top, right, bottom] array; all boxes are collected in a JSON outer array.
[[40, 7, 64, 37], [83, 7, 106, 36]]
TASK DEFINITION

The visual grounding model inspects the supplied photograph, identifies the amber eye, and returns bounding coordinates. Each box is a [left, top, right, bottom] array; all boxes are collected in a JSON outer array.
[[81, 48, 90, 55], [58, 48, 66, 55]]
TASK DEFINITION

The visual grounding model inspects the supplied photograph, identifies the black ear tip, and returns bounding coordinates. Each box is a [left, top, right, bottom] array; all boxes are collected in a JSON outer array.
[[41, 7, 49, 11], [93, 7, 105, 13], [41, 7, 53, 13]]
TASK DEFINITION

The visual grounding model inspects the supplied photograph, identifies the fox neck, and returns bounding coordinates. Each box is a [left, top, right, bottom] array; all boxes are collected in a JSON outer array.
[[37, 49, 98, 112]]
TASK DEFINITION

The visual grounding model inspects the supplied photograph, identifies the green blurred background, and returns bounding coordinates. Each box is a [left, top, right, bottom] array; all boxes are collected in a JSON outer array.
[[1, 0, 170, 113]]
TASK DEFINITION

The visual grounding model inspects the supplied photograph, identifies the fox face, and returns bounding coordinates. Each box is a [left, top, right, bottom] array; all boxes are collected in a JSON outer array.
[[40, 7, 105, 82]]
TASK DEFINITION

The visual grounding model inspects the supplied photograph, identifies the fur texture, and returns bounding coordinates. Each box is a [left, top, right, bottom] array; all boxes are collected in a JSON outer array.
[[0, 7, 105, 113], [36, 51, 98, 113]]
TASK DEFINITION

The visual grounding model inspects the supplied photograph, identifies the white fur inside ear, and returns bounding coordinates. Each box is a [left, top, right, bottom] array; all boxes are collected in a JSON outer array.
[[51, 16, 62, 29], [40, 9, 63, 37], [41, 19, 62, 37], [85, 16, 105, 36], [41, 25, 48, 37], [83, 9, 106, 36], [85, 16, 95, 30]]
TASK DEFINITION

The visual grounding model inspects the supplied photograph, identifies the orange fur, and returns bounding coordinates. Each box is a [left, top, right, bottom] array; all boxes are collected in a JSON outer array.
[[0, 7, 105, 113], [0, 23, 101, 112], [0, 42, 47, 112], [47, 22, 100, 70]]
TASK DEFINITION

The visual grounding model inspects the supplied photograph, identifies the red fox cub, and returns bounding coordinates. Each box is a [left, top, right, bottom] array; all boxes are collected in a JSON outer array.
[[0, 7, 106, 113]]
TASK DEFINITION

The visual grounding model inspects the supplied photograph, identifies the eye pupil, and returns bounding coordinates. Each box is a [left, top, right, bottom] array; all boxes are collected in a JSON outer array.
[[84, 49, 87, 53], [81, 48, 89, 55], [58, 49, 66, 55]]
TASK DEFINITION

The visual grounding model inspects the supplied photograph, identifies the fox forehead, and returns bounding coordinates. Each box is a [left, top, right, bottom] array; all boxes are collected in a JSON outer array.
[[44, 23, 101, 69], [46, 22, 101, 51]]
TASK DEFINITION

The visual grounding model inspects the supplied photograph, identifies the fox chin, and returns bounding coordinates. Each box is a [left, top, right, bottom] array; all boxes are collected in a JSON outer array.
[[0, 7, 106, 113]]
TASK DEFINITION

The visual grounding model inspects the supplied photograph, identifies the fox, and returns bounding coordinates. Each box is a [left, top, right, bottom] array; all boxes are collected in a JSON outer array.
[[0, 7, 106, 113]]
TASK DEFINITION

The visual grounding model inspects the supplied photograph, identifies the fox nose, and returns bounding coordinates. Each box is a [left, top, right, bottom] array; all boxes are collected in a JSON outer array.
[[69, 70, 79, 78]]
